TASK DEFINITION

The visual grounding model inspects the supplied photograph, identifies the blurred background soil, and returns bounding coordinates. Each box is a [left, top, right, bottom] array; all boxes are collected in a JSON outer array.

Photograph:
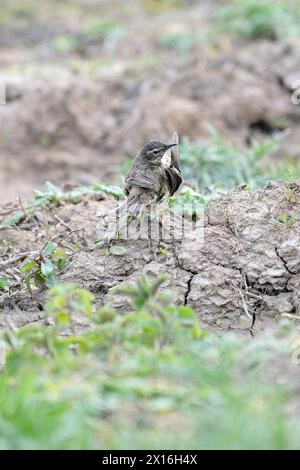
[[0, 0, 300, 203]]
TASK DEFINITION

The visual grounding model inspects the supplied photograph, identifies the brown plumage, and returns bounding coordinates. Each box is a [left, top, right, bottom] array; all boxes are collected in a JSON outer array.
[[118, 132, 182, 218]]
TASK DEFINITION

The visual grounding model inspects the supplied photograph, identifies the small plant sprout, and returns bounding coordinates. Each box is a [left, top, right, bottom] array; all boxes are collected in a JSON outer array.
[[0, 277, 10, 293], [111, 274, 170, 311], [216, 0, 300, 40], [275, 212, 296, 225], [46, 283, 93, 327], [159, 32, 197, 52], [0, 182, 125, 228], [86, 19, 123, 41], [20, 242, 69, 293]]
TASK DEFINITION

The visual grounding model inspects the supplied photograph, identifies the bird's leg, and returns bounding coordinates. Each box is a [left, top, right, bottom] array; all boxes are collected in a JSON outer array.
[[157, 211, 178, 244], [164, 210, 186, 240], [143, 205, 171, 248], [144, 212, 158, 259], [99, 213, 136, 248], [157, 212, 164, 242]]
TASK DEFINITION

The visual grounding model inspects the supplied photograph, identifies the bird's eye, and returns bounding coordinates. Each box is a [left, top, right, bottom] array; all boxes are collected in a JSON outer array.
[[152, 149, 159, 155]]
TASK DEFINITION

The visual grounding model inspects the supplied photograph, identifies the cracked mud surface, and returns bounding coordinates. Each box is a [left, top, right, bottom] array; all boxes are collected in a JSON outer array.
[[1, 181, 299, 335]]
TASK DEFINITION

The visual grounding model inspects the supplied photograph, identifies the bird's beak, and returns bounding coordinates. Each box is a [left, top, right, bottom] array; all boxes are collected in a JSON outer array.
[[165, 143, 177, 150]]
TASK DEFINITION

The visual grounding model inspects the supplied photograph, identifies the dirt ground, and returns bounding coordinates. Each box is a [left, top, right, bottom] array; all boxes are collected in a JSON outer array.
[[1, 0, 300, 331], [1, 1, 300, 426], [0, 0, 300, 203], [0, 181, 299, 335], [1, 179, 300, 421]]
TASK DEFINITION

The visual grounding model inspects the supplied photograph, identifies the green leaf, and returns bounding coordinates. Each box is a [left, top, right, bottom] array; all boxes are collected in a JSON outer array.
[[53, 35, 79, 53], [0, 211, 26, 228], [91, 183, 125, 199], [109, 246, 128, 256], [159, 247, 168, 256], [34, 271, 46, 288], [42, 242, 57, 257], [44, 181, 62, 194], [20, 258, 38, 273], [45, 272, 59, 289], [159, 32, 196, 52], [86, 19, 122, 40], [90, 240, 106, 251], [55, 311, 71, 325], [51, 249, 68, 271], [0, 277, 10, 292], [41, 259, 54, 277], [24, 273, 33, 293], [65, 190, 82, 204], [175, 306, 195, 319]]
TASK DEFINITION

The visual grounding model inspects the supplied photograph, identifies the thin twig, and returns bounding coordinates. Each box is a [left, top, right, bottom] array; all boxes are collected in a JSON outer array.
[[0, 205, 19, 217], [54, 215, 72, 232], [244, 291, 263, 301], [60, 229, 83, 242], [281, 313, 300, 321], [5, 268, 20, 283], [59, 243, 77, 254], [18, 196, 29, 218], [0, 226, 20, 231], [240, 290, 252, 320], [239, 269, 257, 336], [1, 251, 38, 267]]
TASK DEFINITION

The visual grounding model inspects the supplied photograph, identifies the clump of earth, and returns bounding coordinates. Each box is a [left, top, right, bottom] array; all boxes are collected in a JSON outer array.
[[0, 0, 300, 203]]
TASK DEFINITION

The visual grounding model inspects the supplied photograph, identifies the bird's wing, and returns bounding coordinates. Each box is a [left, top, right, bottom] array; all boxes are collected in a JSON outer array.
[[166, 132, 182, 196], [165, 167, 182, 196], [125, 173, 157, 191]]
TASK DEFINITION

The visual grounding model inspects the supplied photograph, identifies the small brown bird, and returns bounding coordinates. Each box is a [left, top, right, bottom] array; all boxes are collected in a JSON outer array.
[[118, 132, 182, 219]]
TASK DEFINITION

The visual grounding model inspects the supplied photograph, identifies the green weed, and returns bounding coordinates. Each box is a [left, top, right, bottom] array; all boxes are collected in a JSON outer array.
[[216, 0, 300, 40], [159, 32, 197, 52], [86, 19, 123, 41], [0, 277, 10, 292], [53, 35, 80, 53], [0, 278, 298, 449], [0, 182, 124, 228], [272, 211, 296, 225], [20, 242, 69, 292], [179, 128, 299, 190]]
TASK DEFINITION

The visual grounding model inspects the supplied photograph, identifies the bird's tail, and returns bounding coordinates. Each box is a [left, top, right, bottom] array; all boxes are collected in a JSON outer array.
[[116, 194, 143, 219]]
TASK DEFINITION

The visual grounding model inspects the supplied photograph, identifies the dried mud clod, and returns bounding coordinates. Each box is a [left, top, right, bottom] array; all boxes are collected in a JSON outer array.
[[1, 180, 300, 335], [1, 35, 300, 203]]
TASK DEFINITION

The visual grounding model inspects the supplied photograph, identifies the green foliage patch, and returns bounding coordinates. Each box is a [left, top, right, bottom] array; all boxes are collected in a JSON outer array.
[[169, 128, 300, 213], [179, 128, 297, 190], [0, 277, 298, 449], [159, 32, 197, 52], [86, 19, 123, 41], [0, 182, 124, 228], [216, 0, 300, 40], [20, 242, 69, 292]]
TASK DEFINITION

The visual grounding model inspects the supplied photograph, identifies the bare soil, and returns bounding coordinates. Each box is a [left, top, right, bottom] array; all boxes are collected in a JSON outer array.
[[1, 181, 299, 337], [1, 1, 300, 430], [0, 0, 300, 203]]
